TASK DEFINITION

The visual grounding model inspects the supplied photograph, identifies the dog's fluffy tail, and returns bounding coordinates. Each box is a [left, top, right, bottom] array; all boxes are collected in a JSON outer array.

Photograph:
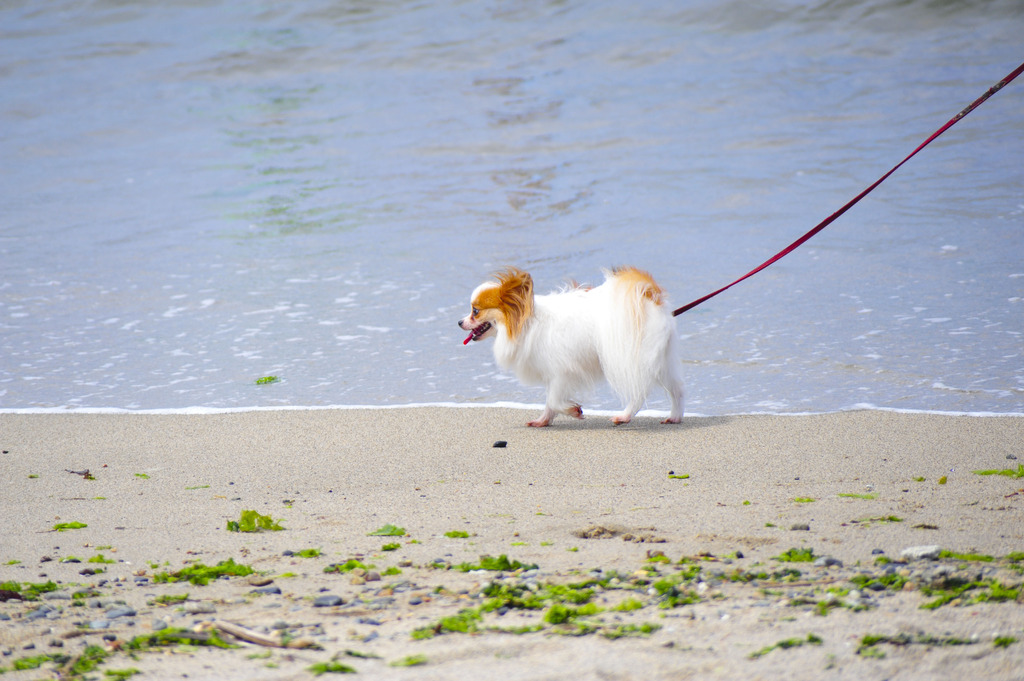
[[599, 268, 677, 412]]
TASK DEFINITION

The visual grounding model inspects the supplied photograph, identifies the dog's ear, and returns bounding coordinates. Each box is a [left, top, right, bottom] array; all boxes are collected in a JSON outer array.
[[496, 268, 534, 339], [498, 268, 532, 297]]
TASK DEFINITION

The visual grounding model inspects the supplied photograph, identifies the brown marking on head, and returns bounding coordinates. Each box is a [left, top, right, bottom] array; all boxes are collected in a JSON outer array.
[[472, 267, 534, 339]]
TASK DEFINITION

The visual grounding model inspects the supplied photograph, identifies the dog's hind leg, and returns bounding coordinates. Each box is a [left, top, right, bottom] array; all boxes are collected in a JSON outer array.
[[658, 350, 685, 424], [659, 375, 684, 424]]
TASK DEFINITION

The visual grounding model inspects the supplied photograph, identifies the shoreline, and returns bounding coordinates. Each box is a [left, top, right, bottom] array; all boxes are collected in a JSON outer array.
[[3, 402, 1023, 417], [2, 408, 1022, 679]]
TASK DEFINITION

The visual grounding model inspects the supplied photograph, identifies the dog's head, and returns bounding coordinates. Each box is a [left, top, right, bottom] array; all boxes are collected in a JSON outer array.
[[458, 268, 534, 345]]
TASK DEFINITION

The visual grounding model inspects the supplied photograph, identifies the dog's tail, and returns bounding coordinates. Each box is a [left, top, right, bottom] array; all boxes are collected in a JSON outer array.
[[608, 266, 664, 307]]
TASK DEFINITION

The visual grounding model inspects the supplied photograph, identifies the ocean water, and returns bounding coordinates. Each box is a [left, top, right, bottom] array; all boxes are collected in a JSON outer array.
[[2, 0, 1022, 415]]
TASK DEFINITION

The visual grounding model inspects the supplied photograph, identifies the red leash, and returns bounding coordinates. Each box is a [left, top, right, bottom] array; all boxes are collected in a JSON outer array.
[[673, 60, 1024, 317]]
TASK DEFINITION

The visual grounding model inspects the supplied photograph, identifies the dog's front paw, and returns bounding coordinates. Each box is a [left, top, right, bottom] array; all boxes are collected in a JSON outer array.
[[567, 404, 584, 420], [527, 407, 555, 427]]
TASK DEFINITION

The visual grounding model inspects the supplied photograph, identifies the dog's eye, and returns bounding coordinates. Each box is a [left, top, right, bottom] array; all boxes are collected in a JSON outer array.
[[472, 307, 480, 316]]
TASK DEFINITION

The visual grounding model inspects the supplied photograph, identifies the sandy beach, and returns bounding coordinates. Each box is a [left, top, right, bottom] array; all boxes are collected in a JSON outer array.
[[1, 407, 1023, 679]]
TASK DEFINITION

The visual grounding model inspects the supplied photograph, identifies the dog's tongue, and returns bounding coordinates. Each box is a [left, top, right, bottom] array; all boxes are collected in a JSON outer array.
[[463, 331, 475, 345]]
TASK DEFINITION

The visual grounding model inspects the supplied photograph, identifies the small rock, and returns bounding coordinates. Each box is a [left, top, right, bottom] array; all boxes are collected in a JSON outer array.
[[365, 571, 381, 582], [252, 585, 282, 595], [42, 591, 71, 600], [493, 441, 508, 448], [350, 576, 366, 586], [813, 556, 843, 568], [89, 620, 111, 630], [102, 633, 118, 642], [184, 602, 216, 614], [927, 565, 969, 590], [1007, 454, 1018, 460], [248, 576, 274, 587], [871, 548, 885, 555], [313, 594, 344, 608], [368, 597, 395, 610], [901, 545, 942, 561], [48, 640, 63, 648], [409, 596, 423, 606], [790, 523, 810, 531], [106, 607, 136, 619], [152, 619, 168, 631]]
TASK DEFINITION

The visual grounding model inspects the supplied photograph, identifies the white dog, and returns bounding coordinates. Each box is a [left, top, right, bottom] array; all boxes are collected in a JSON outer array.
[[459, 267, 684, 427]]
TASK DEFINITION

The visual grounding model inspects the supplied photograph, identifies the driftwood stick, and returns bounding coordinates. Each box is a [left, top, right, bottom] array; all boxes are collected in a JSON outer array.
[[212, 620, 316, 649]]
